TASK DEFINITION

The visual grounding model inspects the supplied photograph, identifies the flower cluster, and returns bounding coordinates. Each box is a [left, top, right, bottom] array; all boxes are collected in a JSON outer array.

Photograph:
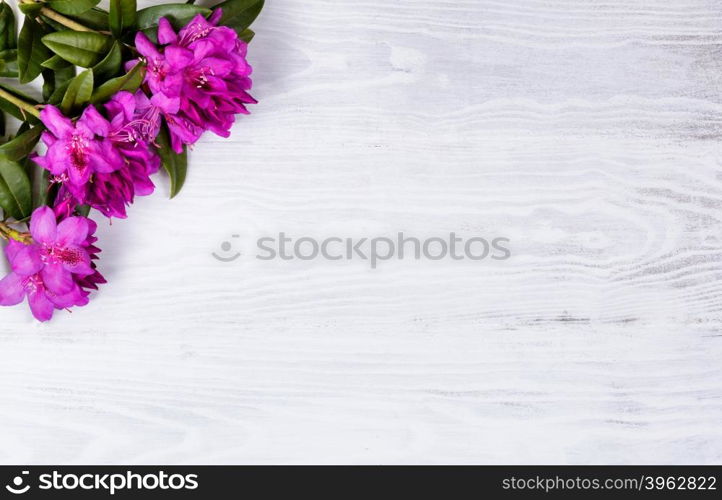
[[0, 2, 262, 322], [0, 207, 103, 321], [135, 11, 257, 153]]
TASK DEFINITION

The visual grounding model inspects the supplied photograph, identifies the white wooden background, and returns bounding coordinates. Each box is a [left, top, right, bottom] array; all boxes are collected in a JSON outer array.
[[0, 0, 721, 464]]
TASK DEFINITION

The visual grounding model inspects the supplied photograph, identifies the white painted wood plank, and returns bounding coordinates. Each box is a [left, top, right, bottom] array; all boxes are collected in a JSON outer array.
[[0, 0, 720, 464]]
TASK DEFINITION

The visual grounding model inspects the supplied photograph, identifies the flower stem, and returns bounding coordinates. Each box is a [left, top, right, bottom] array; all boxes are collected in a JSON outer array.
[[0, 87, 40, 118], [0, 221, 32, 244], [18, 0, 95, 32]]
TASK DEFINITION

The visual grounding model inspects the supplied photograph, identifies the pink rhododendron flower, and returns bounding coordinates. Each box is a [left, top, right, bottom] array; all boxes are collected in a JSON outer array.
[[0, 207, 104, 322], [134, 9, 256, 152], [44, 92, 162, 220], [34, 105, 123, 196], [81, 91, 161, 219]]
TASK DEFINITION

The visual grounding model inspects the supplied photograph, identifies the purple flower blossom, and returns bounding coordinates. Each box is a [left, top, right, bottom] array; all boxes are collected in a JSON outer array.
[[0, 207, 104, 322], [34, 105, 124, 200], [41, 93, 162, 220], [134, 9, 256, 152], [83, 91, 161, 219]]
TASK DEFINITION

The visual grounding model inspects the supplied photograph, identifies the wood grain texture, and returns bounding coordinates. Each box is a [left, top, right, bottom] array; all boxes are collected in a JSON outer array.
[[0, 0, 721, 464]]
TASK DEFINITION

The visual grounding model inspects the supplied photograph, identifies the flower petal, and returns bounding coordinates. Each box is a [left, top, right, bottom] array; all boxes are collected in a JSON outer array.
[[50, 284, 88, 308], [11, 246, 43, 276], [28, 289, 55, 322], [30, 206, 58, 244], [135, 32, 161, 58], [157, 17, 178, 45], [60, 245, 93, 276], [5, 239, 24, 262], [68, 163, 92, 186], [40, 105, 74, 138], [0, 272, 25, 306], [56, 217, 90, 246], [165, 46, 194, 68], [41, 263, 74, 295], [151, 93, 181, 114], [208, 8, 223, 26], [77, 105, 110, 137]]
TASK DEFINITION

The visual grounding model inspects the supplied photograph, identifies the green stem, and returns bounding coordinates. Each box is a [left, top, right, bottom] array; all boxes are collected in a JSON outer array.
[[18, 0, 95, 32], [0, 86, 40, 118], [0, 221, 31, 244]]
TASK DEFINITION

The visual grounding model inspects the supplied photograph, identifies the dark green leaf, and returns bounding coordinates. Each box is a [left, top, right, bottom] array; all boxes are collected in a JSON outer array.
[[0, 1, 17, 51], [47, 0, 101, 16], [0, 156, 32, 220], [48, 78, 71, 105], [110, 0, 137, 38], [90, 61, 145, 104], [214, 0, 264, 34], [0, 83, 40, 123], [41, 68, 55, 101], [30, 160, 50, 210], [61, 69, 94, 114], [92, 40, 121, 80], [18, 17, 51, 83], [75, 204, 90, 217], [238, 28, 254, 43], [42, 59, 76, 101], [42, 31, 112, 68], [156, 125, 187, 198], [136, 4, 210, 30], [0, 125, 43, 162], [0, 48, 17, 59], [67, 8, 111, 31], [0, 57, 17, 78], [55, 64, 77, 86], [16, 121, 31, 137]]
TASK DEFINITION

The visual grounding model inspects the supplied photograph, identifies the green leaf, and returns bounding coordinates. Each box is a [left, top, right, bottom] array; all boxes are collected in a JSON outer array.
[[214, 0, 264, 34], [48, 78, 71, 105], [110, 0, 137, 38], [18, 17, 51, 84], [238, 28, 254, 43], [41, 54, 72, 70], [30, 160, 50, 210], [136, 4, 210, 30], [0, 83, 40, 123], [75, 204, 90, 217], [0, 156, 32, 220], [16, 121, 31, 137], [38, 15, 67, 33], [0, 57, 18, 78], [90, 61, 145, 104], [0, 125, 43, 162], [67, 8, 111, 31], [156, 125, 187, 198], [41, 63, 75, 101], [41, 68, 55, 102], [47, 0, 101, 16], [18, 2, 42, 19], [0, 1, 17, 51], [61, 69, 94, 115], [42, 31, 112, 68], [92, 40, 121, 80]]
